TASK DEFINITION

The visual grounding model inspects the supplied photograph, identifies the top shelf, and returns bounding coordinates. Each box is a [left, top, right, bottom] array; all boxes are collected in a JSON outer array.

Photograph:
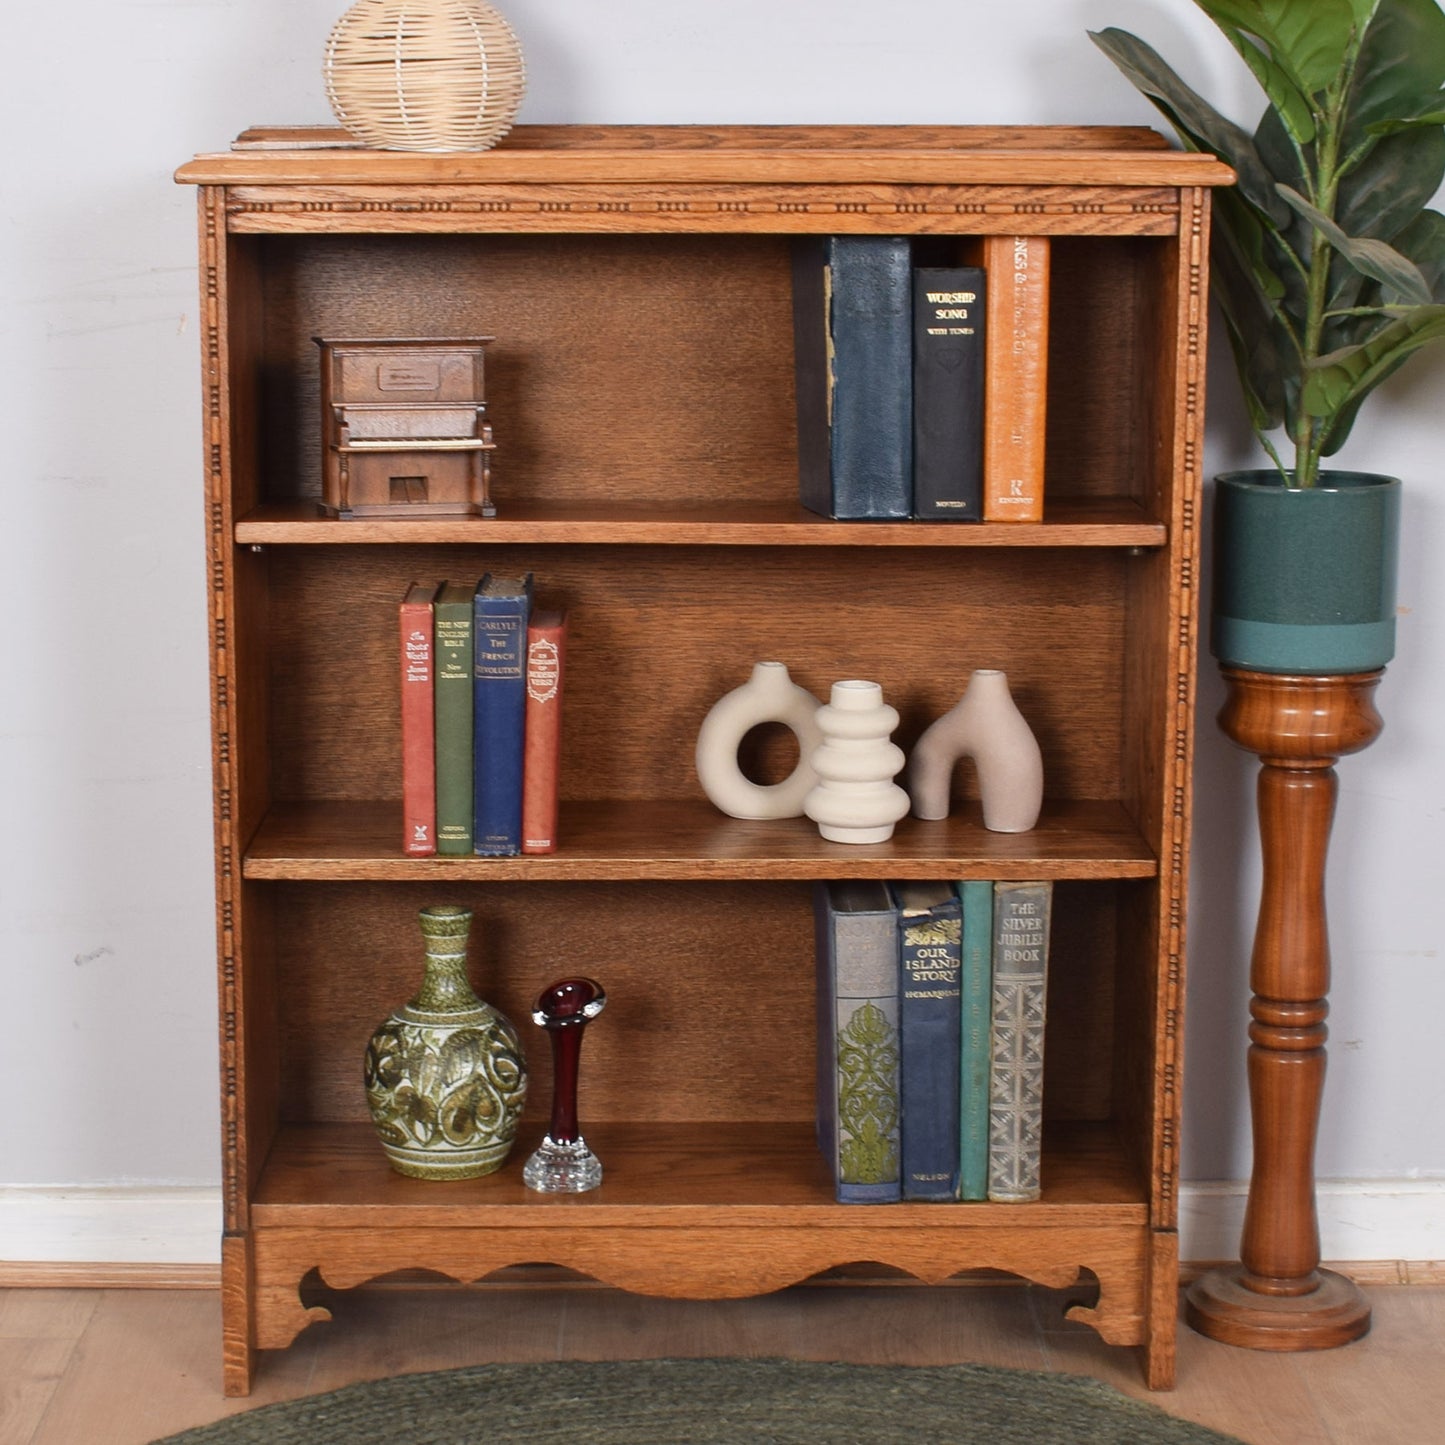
[[234, 497, 1167, 548], [178, 123, 1237, 190]]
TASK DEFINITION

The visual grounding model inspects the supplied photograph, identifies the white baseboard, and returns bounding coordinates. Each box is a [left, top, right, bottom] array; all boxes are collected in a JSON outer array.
[[0, 1186, 222, 1266], [1179, 1178, 1443, 1265], [1, 1180, 1440, 1270]]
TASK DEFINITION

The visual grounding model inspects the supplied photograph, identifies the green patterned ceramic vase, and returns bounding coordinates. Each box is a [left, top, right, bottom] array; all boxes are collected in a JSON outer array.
[[1212, 471, 1401, 675], [364, 905, 527, 1180]]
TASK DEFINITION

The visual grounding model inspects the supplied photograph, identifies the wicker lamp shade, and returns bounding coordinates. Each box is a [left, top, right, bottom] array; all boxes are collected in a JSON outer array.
[[324, 0, 526, 153]]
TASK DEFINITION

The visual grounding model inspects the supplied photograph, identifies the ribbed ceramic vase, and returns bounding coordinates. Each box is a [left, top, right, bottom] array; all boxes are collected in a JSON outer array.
[[363, 905, 527, 1179], [908, 669, 1044, 833], [802, 680, 910, 843]]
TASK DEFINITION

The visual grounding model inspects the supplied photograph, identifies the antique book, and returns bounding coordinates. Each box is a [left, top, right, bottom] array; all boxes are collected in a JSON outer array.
[[433, 580, 477, 856], [912, 266, 986, 521], [961, 235, 1051, 522], [956, 878, 995, 1200], [792, 235, 913, 519], [892, 881, 963, 1202], [986, 880, 1054, 1202], [399, 582, 440, 856], [472, 572, 534, 856], [521, 605, 568, 855], [814, 880, 901, 1204]]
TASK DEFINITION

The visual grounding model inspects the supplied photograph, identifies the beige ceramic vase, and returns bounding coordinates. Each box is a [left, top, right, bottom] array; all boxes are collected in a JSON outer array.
[[908, 669, 1043, 832]]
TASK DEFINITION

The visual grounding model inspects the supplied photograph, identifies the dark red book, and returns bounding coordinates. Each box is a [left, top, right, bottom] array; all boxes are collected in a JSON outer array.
[[521, 606, 567, 855], [399, 581, 440, 855]]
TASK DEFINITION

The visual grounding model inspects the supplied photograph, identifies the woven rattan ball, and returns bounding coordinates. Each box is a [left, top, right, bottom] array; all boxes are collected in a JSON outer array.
[[324, 0, 526, 153]]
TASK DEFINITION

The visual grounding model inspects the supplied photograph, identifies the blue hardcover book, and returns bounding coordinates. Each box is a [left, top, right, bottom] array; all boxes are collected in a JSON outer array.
[[792, 235, 913, 519], [472, 572, 533, 856], [955, 879, 995, 1200], [814, 881, 901, 1203], [892, 881, 963, 1201]]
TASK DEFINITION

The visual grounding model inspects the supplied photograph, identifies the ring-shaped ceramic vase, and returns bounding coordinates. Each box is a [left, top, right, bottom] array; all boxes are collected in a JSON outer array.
[[695, 662, 824, 819], [908, 669, 1043, 833]]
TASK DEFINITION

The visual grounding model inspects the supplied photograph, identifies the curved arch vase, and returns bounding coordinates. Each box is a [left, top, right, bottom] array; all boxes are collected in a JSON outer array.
[[909, 669, 1043, 833]]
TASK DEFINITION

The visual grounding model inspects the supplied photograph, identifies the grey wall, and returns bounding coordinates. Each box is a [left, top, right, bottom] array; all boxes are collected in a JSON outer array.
[[3, 0, 1441, 1191]]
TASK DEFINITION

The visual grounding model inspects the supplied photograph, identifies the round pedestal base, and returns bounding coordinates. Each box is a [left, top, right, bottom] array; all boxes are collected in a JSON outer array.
[[1186, 1266, 1371, 1352], [523, 1134, 603, 1193]]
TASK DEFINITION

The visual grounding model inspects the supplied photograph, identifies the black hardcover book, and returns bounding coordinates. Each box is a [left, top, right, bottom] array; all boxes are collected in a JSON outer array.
[[792, 236, 913, 520], [912, 266, 986, 521]]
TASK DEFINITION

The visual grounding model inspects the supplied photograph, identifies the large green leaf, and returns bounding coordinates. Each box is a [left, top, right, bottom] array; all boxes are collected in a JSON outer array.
[[1345, 0, 1445, 147], [1196, 0, 1364, 96], [1278, 184, 1435, 300], [1212, 24, 1316, 146], [1336, 126, 1445, 241], [1303, 303, 1445, 416], [1392, 207, 1445, 297], [1089, 27, 1292, 224]]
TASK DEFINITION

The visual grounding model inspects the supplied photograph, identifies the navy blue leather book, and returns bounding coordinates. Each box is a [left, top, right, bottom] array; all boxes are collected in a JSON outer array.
[[814, 881, 902, 1204], [913, 266, 986, 521], [792, 236, 913, 519], [892, 881, 963, 1201], [472, 572, 533, 856]]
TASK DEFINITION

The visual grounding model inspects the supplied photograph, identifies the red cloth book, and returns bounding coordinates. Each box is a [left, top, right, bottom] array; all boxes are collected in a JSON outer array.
[[521, 606, 567, 855], [399, 581, 440, 855]]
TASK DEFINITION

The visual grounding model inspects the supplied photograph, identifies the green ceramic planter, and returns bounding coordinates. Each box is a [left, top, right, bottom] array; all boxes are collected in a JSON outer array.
[[1211, 470, 1401, 675]]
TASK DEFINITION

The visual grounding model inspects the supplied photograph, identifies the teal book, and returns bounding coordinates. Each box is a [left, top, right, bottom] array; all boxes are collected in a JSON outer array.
[[892, 881, 963, 1202], [955, 879, 995, 1200], [987, 880, 1054, 1203], [472, 572, 533, 856], [433, 580, 477, 856], [814, 880, 901, 1203], [792, 235, 913, 519]]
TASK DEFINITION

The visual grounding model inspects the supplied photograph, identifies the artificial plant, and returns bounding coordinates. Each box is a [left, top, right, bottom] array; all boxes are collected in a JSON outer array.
[[1092, 0, 1445, 486]]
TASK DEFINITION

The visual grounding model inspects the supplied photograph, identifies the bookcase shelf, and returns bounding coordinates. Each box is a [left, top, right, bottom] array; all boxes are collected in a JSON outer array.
[[234, 497, 1168, 548], [242, 799, 1159, 882], [179, 123, 1227, 1395]]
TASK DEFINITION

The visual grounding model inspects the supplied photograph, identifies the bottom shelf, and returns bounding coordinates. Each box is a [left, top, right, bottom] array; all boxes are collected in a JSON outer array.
[[252, 1120, 1149, 1226], [235, 1122, 1165, 1383]]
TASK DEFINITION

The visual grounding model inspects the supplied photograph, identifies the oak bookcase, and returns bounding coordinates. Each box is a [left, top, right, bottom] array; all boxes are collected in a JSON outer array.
[[175, 125, 1232, 1395]]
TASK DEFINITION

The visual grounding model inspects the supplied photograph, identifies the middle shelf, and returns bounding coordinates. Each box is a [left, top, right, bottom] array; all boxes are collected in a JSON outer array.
[[241, 798, 1158, 881]]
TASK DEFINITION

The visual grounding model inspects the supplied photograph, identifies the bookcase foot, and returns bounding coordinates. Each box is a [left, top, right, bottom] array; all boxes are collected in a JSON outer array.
[[1186, 1265, 1371, 1352]]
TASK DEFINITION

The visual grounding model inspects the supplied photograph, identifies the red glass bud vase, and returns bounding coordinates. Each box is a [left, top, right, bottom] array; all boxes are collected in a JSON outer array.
[[523, 977, 606, 1193]]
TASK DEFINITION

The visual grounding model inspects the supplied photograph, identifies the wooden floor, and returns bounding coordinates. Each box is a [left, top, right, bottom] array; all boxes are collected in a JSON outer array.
[[3, 1278, 1441, 1444]]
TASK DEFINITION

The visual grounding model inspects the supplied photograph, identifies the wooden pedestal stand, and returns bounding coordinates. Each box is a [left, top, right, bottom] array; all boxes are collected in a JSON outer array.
[[1187, 667, 1382, 1350]]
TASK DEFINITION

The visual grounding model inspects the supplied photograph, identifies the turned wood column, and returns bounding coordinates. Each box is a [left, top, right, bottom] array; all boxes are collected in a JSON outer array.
[[1186, 668, 1382, 1350]]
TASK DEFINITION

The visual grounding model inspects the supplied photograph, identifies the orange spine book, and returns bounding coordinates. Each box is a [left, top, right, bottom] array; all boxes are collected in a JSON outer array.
[[966, 235, 1050, 522], [399, 581, 440, 855], [521, 606, 567, 855]]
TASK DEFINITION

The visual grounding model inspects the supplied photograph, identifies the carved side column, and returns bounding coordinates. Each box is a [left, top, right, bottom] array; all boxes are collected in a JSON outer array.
[[1186, 668, 1381, 1350]]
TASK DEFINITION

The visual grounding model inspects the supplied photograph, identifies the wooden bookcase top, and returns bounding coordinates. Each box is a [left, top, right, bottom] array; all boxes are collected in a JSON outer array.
[[176, 123, 1237, 189]]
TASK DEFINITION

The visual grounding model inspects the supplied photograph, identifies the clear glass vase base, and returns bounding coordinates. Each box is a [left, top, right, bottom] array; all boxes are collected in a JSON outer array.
[[523, 1135, 603, 1193]]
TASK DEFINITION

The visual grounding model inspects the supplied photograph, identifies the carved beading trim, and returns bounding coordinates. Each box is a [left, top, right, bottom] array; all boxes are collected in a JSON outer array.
[[200, 188, 244, 1233], [1156, 189, 1210, 1223], [222, 183, 1183, 236]]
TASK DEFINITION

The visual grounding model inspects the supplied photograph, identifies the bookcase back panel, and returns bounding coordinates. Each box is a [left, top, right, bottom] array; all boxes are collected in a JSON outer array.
[[251, 234, 800, 510], [262, 545, 1137, 806], [264, 879, 1122, 1130], [1046, 238, 1164, 512], [232, 233, 1170, 516]]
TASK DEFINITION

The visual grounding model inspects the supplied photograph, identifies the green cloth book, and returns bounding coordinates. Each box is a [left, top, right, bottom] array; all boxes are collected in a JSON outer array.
[[433, 580, 476, 855], [956, 879, 995, 1201]]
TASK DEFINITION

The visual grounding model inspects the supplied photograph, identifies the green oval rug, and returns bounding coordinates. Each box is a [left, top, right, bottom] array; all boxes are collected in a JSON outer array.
[[152, 1358, 1245, 1444]]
